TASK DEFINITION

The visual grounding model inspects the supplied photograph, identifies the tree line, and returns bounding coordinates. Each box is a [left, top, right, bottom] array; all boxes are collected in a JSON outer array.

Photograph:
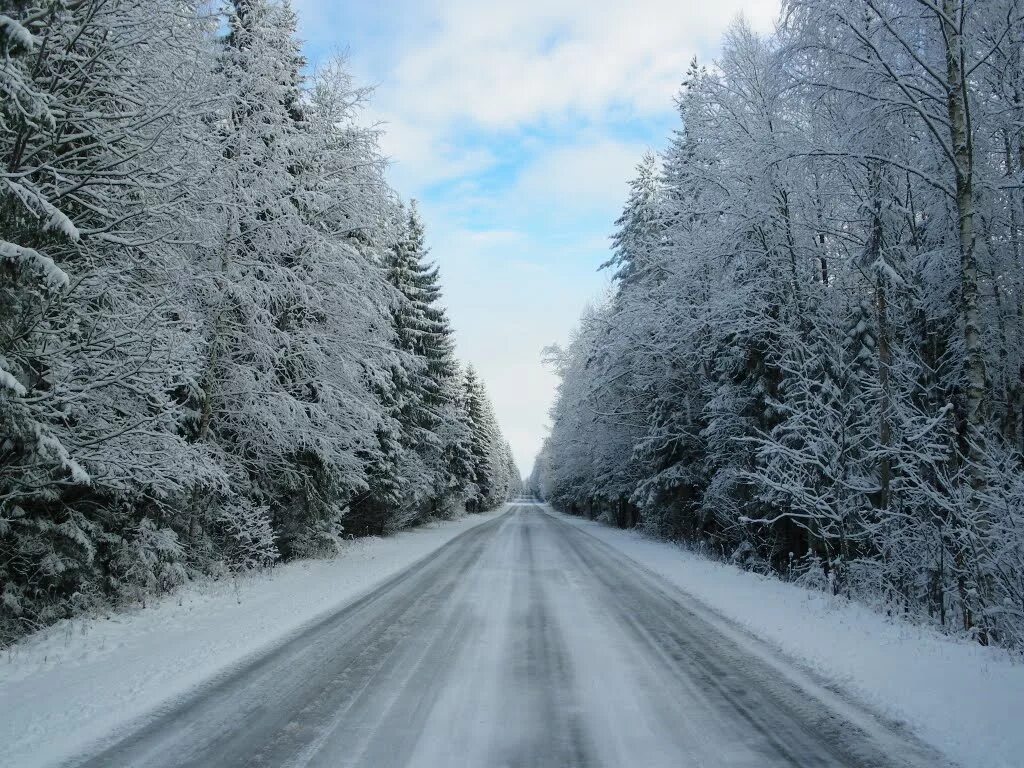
[[533, 0, 1024, 649], [0, 0, 519, 645]]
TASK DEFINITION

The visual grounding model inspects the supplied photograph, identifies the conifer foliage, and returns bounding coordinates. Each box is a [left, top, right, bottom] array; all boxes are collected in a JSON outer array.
[[535, 2, 1024, 650], [0, 0, 516, 644]]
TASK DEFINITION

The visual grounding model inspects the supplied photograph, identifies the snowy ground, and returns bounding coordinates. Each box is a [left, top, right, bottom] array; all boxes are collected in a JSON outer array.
[[554, 508, 1024, 768], [3, 502, 1018, 768], [0, 507, 507, 768], [16, 503, 949, 768]]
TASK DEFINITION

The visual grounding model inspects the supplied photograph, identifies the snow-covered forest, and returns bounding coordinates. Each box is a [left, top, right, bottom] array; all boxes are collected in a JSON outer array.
[[533, 0, 1024, 650], [0, 0, 519, 645]]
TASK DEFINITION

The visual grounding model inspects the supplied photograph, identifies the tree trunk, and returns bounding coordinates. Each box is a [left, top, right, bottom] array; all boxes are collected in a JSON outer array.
[[942, 0, 986, 465], [942, 0, 988, 643], [876, 280, 892, 511]]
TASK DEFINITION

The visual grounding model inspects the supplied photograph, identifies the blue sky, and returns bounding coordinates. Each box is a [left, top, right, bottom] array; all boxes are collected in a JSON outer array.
[[293, 0, 779, 475]]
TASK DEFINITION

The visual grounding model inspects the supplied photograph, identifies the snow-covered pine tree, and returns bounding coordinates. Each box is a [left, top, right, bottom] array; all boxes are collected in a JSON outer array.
[[264, 54, 399, 557], [463, 366, 495, 511], [382, 201, 467, 523], [602, 152, 662, 287], [185, 0, 317, 565]]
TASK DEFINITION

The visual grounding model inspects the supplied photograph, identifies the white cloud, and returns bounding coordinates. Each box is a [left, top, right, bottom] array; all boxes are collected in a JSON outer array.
[[384, 0, 779, 130], [512, 139, 649, 214], [305, 0, 780, 194], [368, 110, 498, 191]]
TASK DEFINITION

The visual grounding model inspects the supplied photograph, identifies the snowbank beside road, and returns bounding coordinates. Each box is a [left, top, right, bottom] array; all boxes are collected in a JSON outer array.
[[552, 508, 1024, 768], [0, 507, 508, 768]]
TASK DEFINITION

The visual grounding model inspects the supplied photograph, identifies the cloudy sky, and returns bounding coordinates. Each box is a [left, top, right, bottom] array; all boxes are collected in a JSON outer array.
[[292, 0, 779, 476]]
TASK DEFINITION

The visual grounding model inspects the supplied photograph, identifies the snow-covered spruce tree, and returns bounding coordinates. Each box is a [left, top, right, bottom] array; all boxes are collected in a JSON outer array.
[[436, 361, 477, 517], [602, 151, 663, 287], [591, 157, 667, 528], [267, 56, 399, 557], [382, 202, 469, 524], [0, 1, 221, 641], [462, 366, 517, 511], [364, 203, 430, 530], [622, 70, 716, 538], [183, 0, 312, 568], [462, 366, 491, 511]]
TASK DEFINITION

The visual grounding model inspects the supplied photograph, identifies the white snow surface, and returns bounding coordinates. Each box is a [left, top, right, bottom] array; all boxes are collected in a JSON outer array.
[[0, 240, 70, 290], [0, 507, 507, 768], [554, 509, 1024, 768], [0, 15, 35, 50]]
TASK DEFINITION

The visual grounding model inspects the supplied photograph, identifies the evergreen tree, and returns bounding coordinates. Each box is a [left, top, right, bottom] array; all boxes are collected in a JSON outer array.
[[464, 367, 494, 511], [0, 0, 221, 640], [184, 0, 314, 565], [602, 152, 662, 287], [384, 202, 468, 520]]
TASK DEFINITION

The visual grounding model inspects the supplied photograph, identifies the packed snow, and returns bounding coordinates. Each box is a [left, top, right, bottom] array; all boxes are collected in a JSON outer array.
[[31, 504, 949, 768]]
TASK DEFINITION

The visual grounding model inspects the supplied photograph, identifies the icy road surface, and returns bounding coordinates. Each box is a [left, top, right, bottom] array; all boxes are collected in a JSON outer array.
[[75, 504, 948, 768]]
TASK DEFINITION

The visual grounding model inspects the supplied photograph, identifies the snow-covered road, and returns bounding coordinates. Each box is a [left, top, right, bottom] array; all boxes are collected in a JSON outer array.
[[71, 503, 948, 768]]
